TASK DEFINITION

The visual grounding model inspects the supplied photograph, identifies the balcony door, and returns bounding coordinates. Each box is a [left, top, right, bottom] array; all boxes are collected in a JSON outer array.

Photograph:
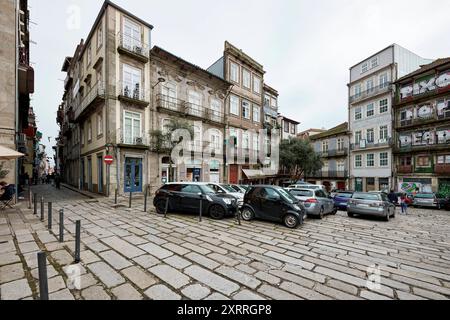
[[123, 111, 142, 145], [123, 64, 142, 99], [188, 91, 202, 117], [123, 18, 141, 50], [161, 82, 177, 110]]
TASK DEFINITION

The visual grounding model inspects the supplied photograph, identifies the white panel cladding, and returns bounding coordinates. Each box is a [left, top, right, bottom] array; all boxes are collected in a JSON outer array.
[[350, 46, 394, 83]]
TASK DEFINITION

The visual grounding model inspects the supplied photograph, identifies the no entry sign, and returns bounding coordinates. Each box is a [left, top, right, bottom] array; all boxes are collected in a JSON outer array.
[[104, 155, 114, 165]]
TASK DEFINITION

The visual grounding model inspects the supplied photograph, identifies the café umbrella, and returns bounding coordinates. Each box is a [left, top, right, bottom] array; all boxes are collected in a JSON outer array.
[[0, 145, 25, 160]]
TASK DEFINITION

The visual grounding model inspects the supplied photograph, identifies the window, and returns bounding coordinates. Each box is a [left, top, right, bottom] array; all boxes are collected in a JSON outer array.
[[380, 152, 388, 167], [379, 125, 388, 141], [242, 132, 250, 150], [264, 95, 270, 107], [210, 130, 221, 150], [354, 85, 362, 98], [271, 98, 277, 109], [243, 69, 251, 89], [367, 103, 374, 117], [87, 45, 92, 66], [242, 101, 251, 119], [230, 95, 239, 116], [229, 128, 238, 147], [253, 76, 261, 94], [337, 161, 345, 172], [355, 155, 362, 168], [355, 107, 362, 120], [437, 155, 450, 164], [367, 154, 375, 167], [123, 111, 141, 145], [284, 121, 289, 133], [367, 79, 374, 92], [86, 121, 92, 143], [161, 82, 177, 109], [379, 73, 388, 88], [253, 134, 260, 152], [97, 113, 103, 136], [123, 18, 141, 51], [367, 129, 374, 143], [355, 131, 362, 144], [417, 156, 430, 167], [181, 185, 202, 194], [337, 138, 345, 151], [123, 64, 141, 99], [322, 140, 329, 153], [188, 91, 202, 116], [400, 156, 412, 166], [371, 57, 378, 68], [253, 105, 260, 123], [211, 99, 222, 122], [290, 123, 296, 135], [380, 99, 388, 113], [230, 61, 239, 83], [361, 62, 368, 73], [97, 24, 103, 49]]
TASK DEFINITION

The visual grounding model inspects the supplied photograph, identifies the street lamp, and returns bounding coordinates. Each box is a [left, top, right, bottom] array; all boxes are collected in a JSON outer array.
[[152, 78, 166, 90]]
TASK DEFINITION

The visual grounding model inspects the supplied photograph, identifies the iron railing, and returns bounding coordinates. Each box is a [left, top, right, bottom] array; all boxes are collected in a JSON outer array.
[[118, 81, 149, 103], [117, 32, 150, 58], [350, 82, 392, 104], [74, 82, 105, 120]]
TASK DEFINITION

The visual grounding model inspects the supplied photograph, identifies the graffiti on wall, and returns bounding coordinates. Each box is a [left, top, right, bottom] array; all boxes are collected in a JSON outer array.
[[399, 182, 422, 194], [400, 70, 450, 100]]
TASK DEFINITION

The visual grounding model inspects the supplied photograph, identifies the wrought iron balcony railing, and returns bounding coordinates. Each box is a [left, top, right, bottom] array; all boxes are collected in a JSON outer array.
[[350, 83, 392, 104], [117, 32, 150, 62], [118, 82, 149, 105], [74, 81, 105, 120]]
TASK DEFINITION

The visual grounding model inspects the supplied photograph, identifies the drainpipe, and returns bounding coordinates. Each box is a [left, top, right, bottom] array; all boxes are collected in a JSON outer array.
[[15, 0, 19, 201]]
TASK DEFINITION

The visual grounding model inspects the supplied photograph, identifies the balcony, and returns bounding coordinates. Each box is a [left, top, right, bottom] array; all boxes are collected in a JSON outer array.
[[18, 47, 34, 94], [117, 32, 150, 63], [395, 137, 450, 153], [317, 149, 348, 158], [312, 170, 349, 179], [117, 130, 150, 149], [156, 94, 225, 125], [349, 83, 391, 104], [397, 165, 413, 174], [399, 110, 450, 129], [57, 109, 64, 125], [74, 82, 105, 121], [435, 164, 450, 175], [118, 82, 149, 107], [64, 73, 73, 90], [350, 138, 392, 151]]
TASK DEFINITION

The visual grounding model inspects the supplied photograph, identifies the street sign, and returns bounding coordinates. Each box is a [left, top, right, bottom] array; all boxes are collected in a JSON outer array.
[[104, 155, 114, 166]]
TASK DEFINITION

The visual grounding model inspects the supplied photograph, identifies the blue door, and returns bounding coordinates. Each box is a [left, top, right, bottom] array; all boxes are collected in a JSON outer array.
[[97, 156, 103, 194], [88, 158, 93, 192], [124, 158, 143, 193]]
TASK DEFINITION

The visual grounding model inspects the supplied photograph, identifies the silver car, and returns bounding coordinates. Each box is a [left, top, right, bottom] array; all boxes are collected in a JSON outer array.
[[288, 188, 336, 219], [347, 192, 396, 221], [412, 193, 445, 209]]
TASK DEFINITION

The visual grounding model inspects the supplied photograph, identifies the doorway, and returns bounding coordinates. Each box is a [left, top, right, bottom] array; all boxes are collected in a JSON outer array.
[[97, 156, 103, 194], [124, 158, 143, 193]]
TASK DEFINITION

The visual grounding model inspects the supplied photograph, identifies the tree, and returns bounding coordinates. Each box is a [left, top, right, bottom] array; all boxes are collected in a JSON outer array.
[[150, 119, 194, 182], [280, 138, 323, 182], [0, 162, 9, 179]]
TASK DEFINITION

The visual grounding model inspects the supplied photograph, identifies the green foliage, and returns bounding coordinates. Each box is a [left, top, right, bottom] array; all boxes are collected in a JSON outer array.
[[0, 162, 9, 179], [280, 138, 323, 181], [437, 183, 450, 198], [150, 119, 194, 154]]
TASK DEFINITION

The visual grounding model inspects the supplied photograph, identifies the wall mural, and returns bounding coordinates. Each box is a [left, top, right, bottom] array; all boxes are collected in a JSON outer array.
[[400, 70, 450, 100]]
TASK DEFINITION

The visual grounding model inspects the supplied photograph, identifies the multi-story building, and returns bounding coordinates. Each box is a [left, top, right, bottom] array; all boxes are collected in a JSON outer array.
[[393, 58, 450, 194], [308, 122, 349, 191], [348, 44, 433, 192], [263, 84, 279, 130], [297, 128, 326, 140], [278, 115, 300, 140], [207, 41, 268, 185], [0, 0, 35, 191], [148, 46, 231, 190], [59, 1, 153, 195]]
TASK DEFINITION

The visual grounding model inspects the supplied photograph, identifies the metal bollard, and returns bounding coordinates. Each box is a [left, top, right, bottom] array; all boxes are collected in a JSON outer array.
[[59, 209, 64, 243], [199, 195, 203, 222], [48, 203, 52, 230], [28, 187, 32, 209], [33, 194, 37, 215], [40, 197, 44, 222], [37, 252, 49, 300], [114, 189, 118, 205], [129, 191, 132, 209], [74, 220, 81, 263], [164, 197, 169, 218], [143, 186, 148, 212], [237, 208, 241, 226]]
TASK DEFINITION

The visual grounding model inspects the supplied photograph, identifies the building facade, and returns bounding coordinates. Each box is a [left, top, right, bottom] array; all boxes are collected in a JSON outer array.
[[393, 58, 450, 194], [348, 44, 433, 192], [297, 128, 326, 140], [59, 1, 153, 195], [278, 115, 300, 141], [309, 122, 349, 191], [148, 46, 231, 191]]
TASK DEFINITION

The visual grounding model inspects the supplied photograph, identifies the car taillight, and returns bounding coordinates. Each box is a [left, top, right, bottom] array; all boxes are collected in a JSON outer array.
[[305, 199, 318, 204], [370, 202, 383, 207]]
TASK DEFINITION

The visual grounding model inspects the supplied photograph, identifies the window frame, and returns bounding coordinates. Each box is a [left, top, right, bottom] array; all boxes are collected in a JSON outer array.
[[366, 103, 375, 117], [253, 76, 261, 94], [380, 152, 389, 167], [252, 104, 260, 123], [366, 154, 375, 167], [230, 61, 239, 83], [355, 155, 362, 168], [97, 112, 103, 137], [230, 95, 240, 116], [242, 68, 251, 89], [379, 99, 388, 114], [123, 110, 142, 145], [355, 107, 362, 121], [242, 100, 251, 120]]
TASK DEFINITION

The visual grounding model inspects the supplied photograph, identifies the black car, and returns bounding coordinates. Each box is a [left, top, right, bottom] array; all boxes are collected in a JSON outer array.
[[240, 185, 306, 229], [153, 183, 239, 220]]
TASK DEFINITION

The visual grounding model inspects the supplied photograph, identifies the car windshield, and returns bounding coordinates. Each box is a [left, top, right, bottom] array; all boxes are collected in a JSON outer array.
[[415, 194, 434, 199], [337, 193, 353, 198], [221, 184, 237, 193], [199, 185, 218, 194], [353, 193, 379, 201], [278, 188, 298, 204], [290, 190, 314, 197]]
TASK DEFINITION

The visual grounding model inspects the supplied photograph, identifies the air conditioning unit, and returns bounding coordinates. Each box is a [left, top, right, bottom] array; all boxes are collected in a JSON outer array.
[[135, 137, 144, 145], [134, 46, 143, 55], [379, 139, 387, 144]]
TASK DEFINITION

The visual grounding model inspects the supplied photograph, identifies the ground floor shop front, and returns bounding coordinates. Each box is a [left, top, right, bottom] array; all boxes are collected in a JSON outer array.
[[349, 177, 392, 193]]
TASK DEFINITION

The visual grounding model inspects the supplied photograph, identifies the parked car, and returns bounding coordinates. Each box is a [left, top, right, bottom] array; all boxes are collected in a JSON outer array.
[[347, 192, 396, 221], [412, 193, 447, 210], [207, 183, 245, 207], [333, 191, 354, 211], [241, 185, 306, 228], [288, 188, 336, 219], [153, 183, 239, 219], [227, 184, 247, 194], [288, 184, 327, 191]]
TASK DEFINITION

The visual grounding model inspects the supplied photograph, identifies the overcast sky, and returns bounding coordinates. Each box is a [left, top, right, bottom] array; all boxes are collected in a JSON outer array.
[[29, 0, 450, 162]]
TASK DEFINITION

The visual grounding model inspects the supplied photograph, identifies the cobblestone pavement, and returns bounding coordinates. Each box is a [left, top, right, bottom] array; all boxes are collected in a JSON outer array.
[[1, 184, 450, 300]]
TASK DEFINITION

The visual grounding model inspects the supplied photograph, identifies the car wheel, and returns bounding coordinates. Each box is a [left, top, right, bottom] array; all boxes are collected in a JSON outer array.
[[155, 200, 167, 215], [331, 208, 338, 215], [385, 211, 390, 222], [319, 207, 325, 220], [284, 214, 299, 229], [392, 209, 396, 218], [241, 207, 255, 221], [348, 212, 354, 218], [209, 205, 225, 220], [437, 204, 442, 210]]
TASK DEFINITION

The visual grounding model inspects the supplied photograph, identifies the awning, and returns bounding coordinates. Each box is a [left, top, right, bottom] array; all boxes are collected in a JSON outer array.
[[0, 145, 25, 160], [242, 169, 266, 180]]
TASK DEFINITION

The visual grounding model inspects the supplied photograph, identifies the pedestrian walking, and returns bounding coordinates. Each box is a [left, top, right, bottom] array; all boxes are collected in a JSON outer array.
[[400, 193, 408, 215]]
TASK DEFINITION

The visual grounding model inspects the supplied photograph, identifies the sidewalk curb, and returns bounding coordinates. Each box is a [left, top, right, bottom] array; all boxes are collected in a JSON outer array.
[[61, 184, 98, 200]]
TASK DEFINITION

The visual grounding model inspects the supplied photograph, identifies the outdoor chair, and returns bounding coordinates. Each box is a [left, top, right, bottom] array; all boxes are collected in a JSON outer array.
[[0, 185, 15, 211]]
